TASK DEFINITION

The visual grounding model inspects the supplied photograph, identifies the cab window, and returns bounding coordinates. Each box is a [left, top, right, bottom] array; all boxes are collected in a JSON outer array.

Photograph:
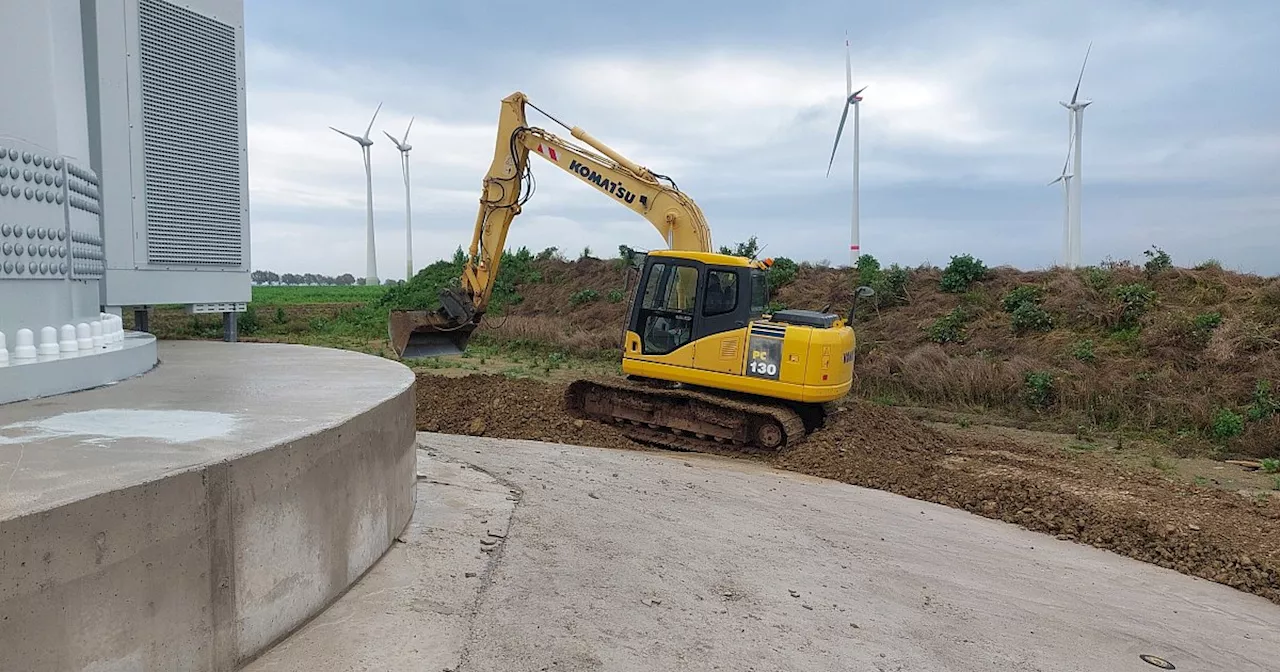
[[749, 269, 767, 318], [703, 270, 738, 316], [637, 262, 698, 355]]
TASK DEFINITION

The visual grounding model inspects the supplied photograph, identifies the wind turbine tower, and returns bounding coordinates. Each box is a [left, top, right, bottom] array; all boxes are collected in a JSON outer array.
[[1057, 42, 1092, 269], [331, 103, 383, 285], [385, 117, 415, 282], [826, 32, 868, 268]]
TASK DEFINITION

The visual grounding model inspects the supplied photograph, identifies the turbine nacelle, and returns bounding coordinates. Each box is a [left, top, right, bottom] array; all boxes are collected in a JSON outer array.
[[384, 116, 415, 154], [331, 102, 383, 149]]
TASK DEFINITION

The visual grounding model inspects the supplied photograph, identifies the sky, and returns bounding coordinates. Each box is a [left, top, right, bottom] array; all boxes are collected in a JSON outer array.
[[242, 0, 1280, 279]]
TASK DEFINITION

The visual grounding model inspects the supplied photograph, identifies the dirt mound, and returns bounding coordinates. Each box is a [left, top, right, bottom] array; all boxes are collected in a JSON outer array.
[[777, 405, 1279, 603], [416, 373, 639, 449], [415, 372, 1280, 606]]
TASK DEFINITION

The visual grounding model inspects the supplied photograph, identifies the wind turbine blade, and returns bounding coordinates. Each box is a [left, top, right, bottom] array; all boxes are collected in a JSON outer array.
[[402, 116, 414, 144], [826, 103, 851, 177], [330, 126, 363, 143], [844, 32, 852, 97], [1070, 41, 1092, 104], [364, 102, 383, 139], [383, 130, 400, 146], [851, 85, 868, 101]]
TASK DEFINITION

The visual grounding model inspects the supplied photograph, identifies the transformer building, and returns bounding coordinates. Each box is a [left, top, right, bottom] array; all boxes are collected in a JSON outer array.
[[0, 0, 249, 404]]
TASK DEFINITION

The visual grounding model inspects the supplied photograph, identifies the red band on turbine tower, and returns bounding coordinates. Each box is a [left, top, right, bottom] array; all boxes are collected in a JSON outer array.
[[850, 245, 860, 250]]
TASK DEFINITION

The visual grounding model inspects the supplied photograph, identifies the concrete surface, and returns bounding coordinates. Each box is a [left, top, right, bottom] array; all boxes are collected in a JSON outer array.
[[242, 448, 520, 672], [256, 433, 1280, 672], [0, 341, 417, 671]]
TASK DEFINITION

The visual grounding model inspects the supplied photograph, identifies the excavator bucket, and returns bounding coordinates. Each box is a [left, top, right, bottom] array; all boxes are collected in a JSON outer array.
[[387, 309, 477, 359]]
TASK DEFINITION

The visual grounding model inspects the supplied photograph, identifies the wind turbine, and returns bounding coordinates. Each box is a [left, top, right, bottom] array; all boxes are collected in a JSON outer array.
[[331, 102, 382, 285], [826, 32, 868, 268], [1056, 42, 1092, 269], [385, 116, 415, 282], [1048, 130, 1074, 268]]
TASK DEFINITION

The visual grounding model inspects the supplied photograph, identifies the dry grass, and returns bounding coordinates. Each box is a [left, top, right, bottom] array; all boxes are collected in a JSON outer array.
[[421, 255, 1280, 458]]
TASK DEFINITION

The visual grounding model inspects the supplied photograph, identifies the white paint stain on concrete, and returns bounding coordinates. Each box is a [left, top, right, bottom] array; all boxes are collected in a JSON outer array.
[[0, 409, 238, 446]]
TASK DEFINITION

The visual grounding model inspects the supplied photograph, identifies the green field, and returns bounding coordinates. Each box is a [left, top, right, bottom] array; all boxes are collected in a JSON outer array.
[[250, 284, 388, 304]]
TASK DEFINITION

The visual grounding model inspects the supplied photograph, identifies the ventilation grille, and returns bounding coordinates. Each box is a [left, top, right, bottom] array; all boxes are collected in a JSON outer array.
[[138, 0, 244, 267]]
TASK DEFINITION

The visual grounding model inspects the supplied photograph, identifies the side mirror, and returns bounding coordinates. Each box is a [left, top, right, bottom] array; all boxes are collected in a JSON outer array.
[[848, 285, 876, 323]]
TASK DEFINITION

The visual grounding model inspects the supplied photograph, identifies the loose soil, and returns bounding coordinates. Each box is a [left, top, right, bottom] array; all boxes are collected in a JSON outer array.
[[417, 371, 1280, 607]]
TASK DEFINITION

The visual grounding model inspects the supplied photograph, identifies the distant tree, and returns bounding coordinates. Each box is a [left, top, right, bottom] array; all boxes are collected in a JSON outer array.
[[356, 277, 366, 286], [337, 273, 356, 286], [718, 235, 761, 259]]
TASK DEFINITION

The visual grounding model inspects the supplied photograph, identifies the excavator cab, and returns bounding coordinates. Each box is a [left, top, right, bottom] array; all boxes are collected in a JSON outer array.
[[626, 251, 766, 359]]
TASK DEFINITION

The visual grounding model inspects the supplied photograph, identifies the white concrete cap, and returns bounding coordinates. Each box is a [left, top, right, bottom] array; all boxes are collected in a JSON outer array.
[[15, 328, 37, 359], [38, 326, 60, 356], [60, 324, 78, 353], [77, 322, 93, 350], [91, 321, 104, 348]]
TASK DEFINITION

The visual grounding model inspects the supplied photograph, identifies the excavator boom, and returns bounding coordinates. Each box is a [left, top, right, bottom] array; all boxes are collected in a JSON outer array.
[[388, 91, 712, 358]]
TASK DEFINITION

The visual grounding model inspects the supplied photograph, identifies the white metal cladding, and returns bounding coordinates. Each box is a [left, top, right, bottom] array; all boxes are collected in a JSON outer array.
[[138, 0, 243, 266]]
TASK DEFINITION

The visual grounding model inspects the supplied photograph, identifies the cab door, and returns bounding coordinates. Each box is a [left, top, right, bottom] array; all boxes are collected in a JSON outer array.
[[628, 258, 699, 367], [690, 266, 752, 375]]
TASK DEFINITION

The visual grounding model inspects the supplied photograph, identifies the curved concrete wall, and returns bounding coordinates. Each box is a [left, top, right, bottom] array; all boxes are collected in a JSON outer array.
[[0, 342, 417, 671]]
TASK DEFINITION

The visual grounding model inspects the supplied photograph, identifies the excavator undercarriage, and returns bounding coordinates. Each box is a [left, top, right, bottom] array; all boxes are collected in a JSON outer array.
[[564, 377, 826, 455]]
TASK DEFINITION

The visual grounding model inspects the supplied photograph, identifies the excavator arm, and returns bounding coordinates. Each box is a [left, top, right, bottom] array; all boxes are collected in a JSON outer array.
[[388, 91, 714, 358]]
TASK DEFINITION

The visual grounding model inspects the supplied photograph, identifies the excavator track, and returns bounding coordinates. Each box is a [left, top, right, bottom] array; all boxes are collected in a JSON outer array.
[[563, 378, 810, 455]]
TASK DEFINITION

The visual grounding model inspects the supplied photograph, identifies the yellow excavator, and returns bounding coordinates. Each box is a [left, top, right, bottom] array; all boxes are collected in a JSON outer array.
[[388, 91, 873, 452]]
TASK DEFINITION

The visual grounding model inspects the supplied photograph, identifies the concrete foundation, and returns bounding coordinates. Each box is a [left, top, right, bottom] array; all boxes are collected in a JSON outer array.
[[0, 341, 417, 671]]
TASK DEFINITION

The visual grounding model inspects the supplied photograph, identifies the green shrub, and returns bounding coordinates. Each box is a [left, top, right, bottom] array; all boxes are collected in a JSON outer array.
[[1210, 408, 1244, 440], [1193, 311, 1222, 331], [880, 265, 910, 305], [1188, 311, 1223, 347], [856, 254, 881, 286], [1112, 283, 1156, 329], [1001, 284, 1045, 313], [940, 254, 988, 293], [927, 307, 969, 344], [718, 236, 761, 259], [274, 306, 287, 324], [767, 257, 798, 296], [1081, 266, 1111, 292], [854, 254, 910, 309], [1071, 339, 1096, 362], [1195, 258, 1222, 270], [238, 305, 260, 335], [1247, 380, 1279, 421], [569, 289, 599, 306], [606, 289, 624, 304], [1143, 245, 1172, 277], [1011, 303, 1054, 334], [1260, 458, 1280, 474], [1024, 371, 1055, 409]]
